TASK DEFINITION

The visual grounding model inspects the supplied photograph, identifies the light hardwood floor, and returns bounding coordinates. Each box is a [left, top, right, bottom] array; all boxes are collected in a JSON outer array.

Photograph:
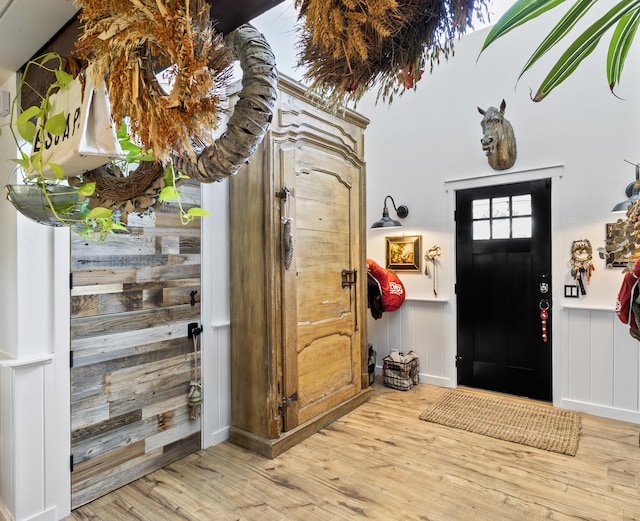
[[64, 380, 640, 521]]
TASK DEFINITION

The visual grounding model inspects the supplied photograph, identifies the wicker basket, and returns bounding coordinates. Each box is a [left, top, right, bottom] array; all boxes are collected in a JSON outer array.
[[383, 352, 419, 390]]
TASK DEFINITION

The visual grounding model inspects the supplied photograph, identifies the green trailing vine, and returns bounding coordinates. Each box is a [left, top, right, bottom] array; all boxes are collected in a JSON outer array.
[[3, 52, 210, 241], [3, 52, 125, 240], [160, 161, 211, 225]]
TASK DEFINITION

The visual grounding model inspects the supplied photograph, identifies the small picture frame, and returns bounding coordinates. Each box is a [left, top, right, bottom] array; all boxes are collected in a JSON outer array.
[[386, 235, 422, 271]]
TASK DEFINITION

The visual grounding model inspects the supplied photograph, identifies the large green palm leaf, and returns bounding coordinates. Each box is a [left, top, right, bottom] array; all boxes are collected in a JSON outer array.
[[608, 9, 640, 91], [480, 0, 640, 101]]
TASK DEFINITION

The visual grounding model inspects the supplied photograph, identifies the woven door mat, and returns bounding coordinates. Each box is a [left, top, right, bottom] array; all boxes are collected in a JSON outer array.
[[419, 390, 581, 456]]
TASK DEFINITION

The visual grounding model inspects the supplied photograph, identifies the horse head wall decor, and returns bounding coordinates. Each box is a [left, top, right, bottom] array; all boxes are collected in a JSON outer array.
[[478, 99, 517, 171]]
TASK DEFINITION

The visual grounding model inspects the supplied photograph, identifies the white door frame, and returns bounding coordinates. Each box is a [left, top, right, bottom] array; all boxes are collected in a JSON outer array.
[[444, 165, 564, 406]]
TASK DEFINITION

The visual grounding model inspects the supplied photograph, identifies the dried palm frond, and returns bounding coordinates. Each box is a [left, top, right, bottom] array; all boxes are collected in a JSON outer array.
[[295, 0, 489, 107], [73, 0, 234, 162]]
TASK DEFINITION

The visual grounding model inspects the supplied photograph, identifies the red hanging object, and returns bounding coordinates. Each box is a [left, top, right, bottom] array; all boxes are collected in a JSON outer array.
[[367, 258, 406, 312], [540, 307, 548, 343]]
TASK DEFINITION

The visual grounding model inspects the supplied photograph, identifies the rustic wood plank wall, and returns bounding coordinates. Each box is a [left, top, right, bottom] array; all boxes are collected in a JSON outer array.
[[69, 182, 203, 508]]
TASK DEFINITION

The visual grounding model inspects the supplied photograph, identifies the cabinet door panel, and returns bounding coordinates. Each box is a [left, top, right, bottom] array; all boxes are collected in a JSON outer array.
[[281, 147, 362, 430], [296, 197, 350, 233], [295, 230, 349, 270], [297, 334, 355, 424]]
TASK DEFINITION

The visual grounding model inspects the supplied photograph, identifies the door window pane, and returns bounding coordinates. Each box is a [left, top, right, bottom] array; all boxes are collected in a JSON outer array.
[[472, 193, 532, 240], [512, 217, 532, 238], [512, 195, 531, 216], [492, 218, 510, 239], [473, 199, 490, 219], [492, 197, 510, 218], [473, 220, 491, 240]]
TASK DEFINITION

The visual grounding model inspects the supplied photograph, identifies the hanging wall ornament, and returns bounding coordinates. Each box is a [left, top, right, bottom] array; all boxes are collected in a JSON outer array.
[[188, 327, 203, 420], [281, 186, 294, 270], [188, 379, 202, 420], [570, 239, 595, 296], [478, 100, 517, 171], [424, 245, 442, 297]]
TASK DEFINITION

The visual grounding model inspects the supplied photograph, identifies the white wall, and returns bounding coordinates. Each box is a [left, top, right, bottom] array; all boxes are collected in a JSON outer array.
[[0, 74, 18, 358], [355, 7, 640, 421]]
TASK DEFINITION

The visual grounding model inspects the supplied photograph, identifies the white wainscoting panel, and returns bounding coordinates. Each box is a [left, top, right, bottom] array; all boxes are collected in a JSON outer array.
[[562, 307, 640, 423], [368, 299, 453, 387], [369, 301, 640, 424], [0, 356, 57, 521], [202, 323, 231, 448], [200, 180, 231, 449]]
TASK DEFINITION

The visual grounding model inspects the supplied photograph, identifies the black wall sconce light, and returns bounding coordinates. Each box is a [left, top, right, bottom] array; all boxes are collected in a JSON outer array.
[[371, 195, 409, 228], [612, 160, 640, 213]]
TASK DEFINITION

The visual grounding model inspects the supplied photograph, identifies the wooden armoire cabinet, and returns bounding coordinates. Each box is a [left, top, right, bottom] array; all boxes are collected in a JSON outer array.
[[228, 74, 371, 458]]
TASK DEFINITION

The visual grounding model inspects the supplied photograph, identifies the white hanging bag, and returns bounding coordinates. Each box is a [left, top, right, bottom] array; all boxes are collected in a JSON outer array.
[[30, 66, 122, 178]]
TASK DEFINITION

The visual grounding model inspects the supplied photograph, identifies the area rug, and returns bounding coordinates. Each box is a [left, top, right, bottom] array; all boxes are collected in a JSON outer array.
[[419, 390, 581, 456]]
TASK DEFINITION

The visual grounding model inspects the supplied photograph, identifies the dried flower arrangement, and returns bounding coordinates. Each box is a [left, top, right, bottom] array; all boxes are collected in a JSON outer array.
[[72, 0, 278, 183], [294, 0, 490, 106], [73, 0, 234, 163], [58, 2, 277, 229]]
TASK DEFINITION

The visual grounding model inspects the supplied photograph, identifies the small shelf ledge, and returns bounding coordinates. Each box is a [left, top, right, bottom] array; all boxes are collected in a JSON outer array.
[[561, 301, 615, 312], [405, 297, 450, 303]]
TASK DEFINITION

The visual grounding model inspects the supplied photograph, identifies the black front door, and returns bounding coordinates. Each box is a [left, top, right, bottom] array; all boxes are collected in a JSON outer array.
[[456, 179, 552, 401]]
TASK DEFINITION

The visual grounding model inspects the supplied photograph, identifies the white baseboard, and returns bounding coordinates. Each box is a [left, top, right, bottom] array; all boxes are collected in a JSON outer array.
[[24, 507, 56, 521], [419, 373, 453, 387], [561, 398, 640, 424], [209, 427, 230, 447]]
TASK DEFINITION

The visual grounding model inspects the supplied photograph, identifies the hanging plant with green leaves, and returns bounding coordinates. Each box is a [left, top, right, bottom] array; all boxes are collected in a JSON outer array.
[[4, 52, 129, 240], [4, 53, 211, 241], [478, 0, 640, 101], [5, 1, 281, 239]]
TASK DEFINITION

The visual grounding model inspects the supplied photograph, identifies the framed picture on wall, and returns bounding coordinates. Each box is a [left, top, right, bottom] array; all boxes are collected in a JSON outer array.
[[386, 235, 421, 271]]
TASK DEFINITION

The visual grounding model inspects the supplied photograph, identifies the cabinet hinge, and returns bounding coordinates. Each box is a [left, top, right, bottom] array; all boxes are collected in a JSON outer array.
[[69, 272, 73, 290], [276, 187, 294, 199], [70, 454, 74, 472], [70, 350, 73, 369], [278, 391, 298, 413]]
